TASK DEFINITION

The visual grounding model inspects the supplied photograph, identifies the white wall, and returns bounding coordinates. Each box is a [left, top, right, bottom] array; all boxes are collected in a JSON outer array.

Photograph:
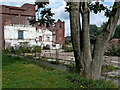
[[4, 25, 61, 49], [4, 25, 36, 47]]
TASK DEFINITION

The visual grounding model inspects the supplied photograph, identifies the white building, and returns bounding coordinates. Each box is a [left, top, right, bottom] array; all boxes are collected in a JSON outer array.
[[4, 25, 61, 49]]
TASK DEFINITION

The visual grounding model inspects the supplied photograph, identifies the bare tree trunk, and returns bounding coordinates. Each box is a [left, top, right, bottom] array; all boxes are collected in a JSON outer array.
[[69, 2, 84, 73], [81, 2, 92, 78], [90, 2, 120, 80]]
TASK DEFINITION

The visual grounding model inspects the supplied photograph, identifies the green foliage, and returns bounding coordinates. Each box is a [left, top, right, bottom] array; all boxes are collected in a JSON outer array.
[[89, 23, 106, 44], [29, 2, 55, 26], [35, 2, 49, 9], [113, 25, 120, 39], [66, 74, 117, 88], [10, 47, 16, 54], [3, 48, 11, 54], [14, 47, 31, 55], [104, 44, 120, 56], [43, 45, 50, 50], [25, 55, 33, 59], [33, 46, 41, 53], [28, 18, 36, 26], [102, 65, 119, 72], [65, 39, 72, 45], [89, 2, 118, 18], [90, 23, 120, 44], [89, 24, 99, 44], [50, 60, 59, 65], [64, 45, 73, 52]]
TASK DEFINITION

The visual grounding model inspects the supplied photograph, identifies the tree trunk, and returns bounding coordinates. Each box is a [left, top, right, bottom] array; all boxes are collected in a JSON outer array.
[[90, 2, 120, 80], [81, 2, 92, 78], [69, 1, 120, 80], [69, 2, 84, 73]]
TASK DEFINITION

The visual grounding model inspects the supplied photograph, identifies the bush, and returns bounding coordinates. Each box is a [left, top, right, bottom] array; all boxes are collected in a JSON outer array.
[[104, 44, 120, 56], [64, 46, 73, 52], [10, 46, 16, 54], [50, 60, 59, 65], [117, 48, 120, 56], [43, 45, 50, 50], [25, 55, 33, 59], [33, 46, 41, 53], [3, 48, 11, 54]]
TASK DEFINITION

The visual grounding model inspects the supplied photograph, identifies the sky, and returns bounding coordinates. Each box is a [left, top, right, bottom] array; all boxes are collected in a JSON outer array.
[[0, 0, 118, 36]]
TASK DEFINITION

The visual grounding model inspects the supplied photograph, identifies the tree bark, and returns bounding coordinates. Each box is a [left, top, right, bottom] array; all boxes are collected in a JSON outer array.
[[90, 2, 120, 80], [81, 2, 92, 78], [69, 2, 84, 73], [69, 1, 120, 80]]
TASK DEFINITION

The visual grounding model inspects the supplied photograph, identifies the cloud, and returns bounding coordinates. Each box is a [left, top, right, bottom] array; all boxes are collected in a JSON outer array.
[[50, 0, 69, 20], [1, 0, 35, 2], [16, 4, 21, 7], [90, 12, 108, 27]]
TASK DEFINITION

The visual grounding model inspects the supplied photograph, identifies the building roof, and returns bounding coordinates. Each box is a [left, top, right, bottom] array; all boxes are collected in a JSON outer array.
[[57, 19, 62, 23], [21, 3, 35, 10], [1, 5, 26, 11], [1, 3, 35, 16]]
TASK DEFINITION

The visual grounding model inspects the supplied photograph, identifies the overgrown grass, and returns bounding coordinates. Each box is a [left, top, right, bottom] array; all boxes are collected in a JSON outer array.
[[2, 54, 118, 88]]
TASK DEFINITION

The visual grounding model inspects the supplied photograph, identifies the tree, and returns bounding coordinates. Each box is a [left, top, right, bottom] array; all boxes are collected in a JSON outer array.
[[113, 24, 120, 38], [89, 24, 98, 44], [66, 1, 120, 79], [29, 2, 55, 26]]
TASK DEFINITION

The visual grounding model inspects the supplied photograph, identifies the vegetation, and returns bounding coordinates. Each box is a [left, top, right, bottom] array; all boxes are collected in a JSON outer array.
[[113, 25, 120, 39], [65, 1, 120, 79], [104, 44, 120, 56], [102, 65, 119, 72], [65, 36, 72, 45], [64, 45, 73, 52], [43, 45, 50, 50], [2, 54, 118, 88]]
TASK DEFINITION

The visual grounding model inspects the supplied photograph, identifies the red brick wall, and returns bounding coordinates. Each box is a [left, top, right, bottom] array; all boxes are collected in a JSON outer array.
[[55, 22, 65, 47]]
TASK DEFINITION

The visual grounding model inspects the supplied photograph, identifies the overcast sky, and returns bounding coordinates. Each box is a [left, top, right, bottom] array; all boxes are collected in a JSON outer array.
[[0, 0, 117, 36]]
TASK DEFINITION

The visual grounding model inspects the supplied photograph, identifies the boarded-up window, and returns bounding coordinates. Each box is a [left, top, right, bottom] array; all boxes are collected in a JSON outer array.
[[18, 31, 23, 39], [39, 36, 42, 41]]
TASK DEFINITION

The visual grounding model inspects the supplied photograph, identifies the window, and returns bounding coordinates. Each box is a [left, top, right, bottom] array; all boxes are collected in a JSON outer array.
[[39, 36, 42, 41], [47, 37, 50, 41], [59, 24, 62, 28], [18, 31, 23, 39], [46, 23, 49, 28]]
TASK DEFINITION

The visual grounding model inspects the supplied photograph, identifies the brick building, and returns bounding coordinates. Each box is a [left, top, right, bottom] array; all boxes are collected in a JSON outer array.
[[0, 3, 35, 49], [0, 3, 65, 49]]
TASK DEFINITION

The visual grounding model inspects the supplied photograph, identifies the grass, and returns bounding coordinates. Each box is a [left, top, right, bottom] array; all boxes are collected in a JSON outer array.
[[102, 65, 119, 72], [2, 54, 118, 88]]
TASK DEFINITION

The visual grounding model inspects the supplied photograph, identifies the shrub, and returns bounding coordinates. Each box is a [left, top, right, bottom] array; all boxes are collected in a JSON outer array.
[[64, 46, 73, 52], [50, 60, 59, 65], [117, 48, 120, 56], [43, 45, 50, 50], [10, 46, 16, 54], [104, 44, 120, 56], [25, 55, 33, 59], [33, 46, 41, 53], [4, 48, 11, 54]]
